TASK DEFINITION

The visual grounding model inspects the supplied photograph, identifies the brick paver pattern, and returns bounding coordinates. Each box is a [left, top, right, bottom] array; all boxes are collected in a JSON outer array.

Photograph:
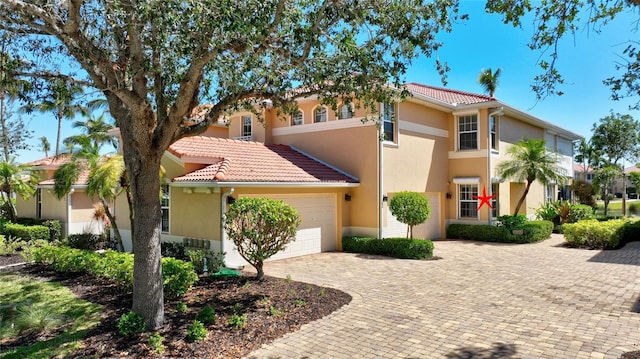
[[246, 234, 640, 359]]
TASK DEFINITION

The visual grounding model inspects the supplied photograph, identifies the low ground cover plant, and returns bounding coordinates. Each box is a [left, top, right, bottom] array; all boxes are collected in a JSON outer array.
[[31, 245, 198, 298], [342, 237, 434, 259]]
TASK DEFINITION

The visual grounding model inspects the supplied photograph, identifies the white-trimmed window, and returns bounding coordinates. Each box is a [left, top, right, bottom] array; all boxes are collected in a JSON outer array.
[[382, 103, 395, 142], [459, 184, 479, 218], [36, 188, 42, 219], [458, 114, 478, 150], [545, 184, 555, 203], [338, 104, 354, 120], [291, 110, 303, 126], [241, 115, 252, 137], [490, 115, 497, 151], [161, 184, 170, 233], [314, 106, 327, 123]]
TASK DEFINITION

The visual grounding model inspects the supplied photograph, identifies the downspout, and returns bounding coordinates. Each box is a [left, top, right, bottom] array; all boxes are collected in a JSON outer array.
[[487, 107, 504, 225], [220, 187, 235, 266], [378, 106, 384, 239], [67, 188, 75, 237]]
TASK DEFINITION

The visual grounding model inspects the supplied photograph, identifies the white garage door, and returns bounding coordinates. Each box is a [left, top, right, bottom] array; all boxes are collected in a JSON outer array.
[[384, 193, 441, 240], [246, 193, 337, 261]]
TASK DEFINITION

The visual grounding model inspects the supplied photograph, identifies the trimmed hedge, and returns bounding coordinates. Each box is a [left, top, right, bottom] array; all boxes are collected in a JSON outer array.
[[31, 245, 198, 298], [2, 222, 51, 242], [446, 220, 553, 244], [16, 218, 62, 241], [564, 219, 640, 250], [342, 236, 434, 259]]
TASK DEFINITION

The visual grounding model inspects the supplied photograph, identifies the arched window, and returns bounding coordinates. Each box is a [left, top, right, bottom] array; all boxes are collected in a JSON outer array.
[[338, 104, 354, 120], [314, 106, 327, 123], [291, 110, 303, 126]]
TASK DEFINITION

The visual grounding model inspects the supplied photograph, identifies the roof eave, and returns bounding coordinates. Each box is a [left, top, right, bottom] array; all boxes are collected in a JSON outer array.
[[170, 181, 360, 188]]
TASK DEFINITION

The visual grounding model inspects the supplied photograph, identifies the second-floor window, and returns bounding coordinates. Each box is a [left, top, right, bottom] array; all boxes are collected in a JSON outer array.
[[458, 114, 478, 150], [338, 104, 354, 120], [242, 115, 252, 137], [291, 110, 303, 126], [490, 115, 497, 151], [314, 106, 327, 123], [459, 184, 478, 218], [161, 184, 170, 233], [383, 103, 395, 142]]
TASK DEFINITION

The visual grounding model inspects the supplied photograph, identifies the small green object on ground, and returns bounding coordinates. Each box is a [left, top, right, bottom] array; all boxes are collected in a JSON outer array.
[[212, 268, 241, 277]]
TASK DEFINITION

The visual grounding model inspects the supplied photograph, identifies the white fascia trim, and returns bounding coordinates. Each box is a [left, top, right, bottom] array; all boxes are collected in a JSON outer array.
[[452, 177, 481, 184], [170, 181, 359, 188], [399, 121, 448, 138], [452, 108, 482, 117], [406, 92, 457, 111], [272, 117, 374, 136], [38, 184, 88, 190], [289, 146, 359, 181]]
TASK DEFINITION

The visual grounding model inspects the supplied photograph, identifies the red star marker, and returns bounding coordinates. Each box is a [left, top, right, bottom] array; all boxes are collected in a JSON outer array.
[[473, 186, 497, 210]]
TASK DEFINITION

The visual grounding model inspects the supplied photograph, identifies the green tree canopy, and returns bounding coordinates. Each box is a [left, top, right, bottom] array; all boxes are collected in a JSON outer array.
[[389, 191, 431, 239], [0, 0, 465, 328], [496, 138, 567, 216], [0, 159, 37, 222], [590, 112, 640, 167]]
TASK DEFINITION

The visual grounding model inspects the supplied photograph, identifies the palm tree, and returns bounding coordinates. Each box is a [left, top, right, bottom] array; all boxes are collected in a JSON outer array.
[[39, 137, 50, 158], [26, 78, 86, 156], [574, 138, 599, 181], [0, 159, 38, 222], [496, 138, 568, 215], [53, 152, 128, 251], [478, 67, 502, 97], [63, 113, 117, 153]]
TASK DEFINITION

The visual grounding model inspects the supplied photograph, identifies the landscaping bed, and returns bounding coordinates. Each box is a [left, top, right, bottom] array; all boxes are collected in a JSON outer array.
[[1, 265, 351, 358]]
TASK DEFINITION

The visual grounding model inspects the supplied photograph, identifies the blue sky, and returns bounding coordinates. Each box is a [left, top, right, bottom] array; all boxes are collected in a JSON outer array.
[[14, 1, 639, 163]]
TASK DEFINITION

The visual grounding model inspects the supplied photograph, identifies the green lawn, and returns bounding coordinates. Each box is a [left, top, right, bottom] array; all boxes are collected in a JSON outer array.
[[595, 199, 640, 217], [0, 273, 103, 359]]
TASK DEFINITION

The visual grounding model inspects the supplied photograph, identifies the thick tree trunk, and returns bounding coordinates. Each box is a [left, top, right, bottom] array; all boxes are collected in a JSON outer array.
[[127, 151, 164, 330], [513, 180, 533, 216]]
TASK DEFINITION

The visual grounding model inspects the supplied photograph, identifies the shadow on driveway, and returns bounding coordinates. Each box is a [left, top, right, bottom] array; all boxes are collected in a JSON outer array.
[[444, 343, 518, 359], [588, 242, 640, 266]]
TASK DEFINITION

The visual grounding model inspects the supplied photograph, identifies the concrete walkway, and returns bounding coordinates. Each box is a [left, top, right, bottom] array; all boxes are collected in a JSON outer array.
[[246, 234, 640, 359]]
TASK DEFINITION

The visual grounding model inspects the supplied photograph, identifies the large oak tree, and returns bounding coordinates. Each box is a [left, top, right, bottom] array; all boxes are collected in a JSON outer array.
[[0, 0, 463, 329]]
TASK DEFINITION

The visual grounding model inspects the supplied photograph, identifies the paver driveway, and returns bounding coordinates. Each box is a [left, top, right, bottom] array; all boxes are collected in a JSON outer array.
[[246, 234, 640, 359]]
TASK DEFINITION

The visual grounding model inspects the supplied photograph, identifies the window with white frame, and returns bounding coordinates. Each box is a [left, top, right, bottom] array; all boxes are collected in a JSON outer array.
[[314, 106, 327, 123], [241, 115, 252, 137], [382, 103, 395, 142], [490, 115, 497, 151], [545, 184, 556, 203], [459, 184, 479, 218], [161, 184, 170, 233], [291, 110, 303, 126], [458, 114, 478, 150], [36, 189, 42, 219], [338, 104, 354, 120]]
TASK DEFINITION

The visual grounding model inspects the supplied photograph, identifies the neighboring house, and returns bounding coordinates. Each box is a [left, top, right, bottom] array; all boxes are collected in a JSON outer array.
[[612, 165, 640, 199], [15, 154, 104, 237], [17, 83, 581, 267], [573, 163, 595, 183]]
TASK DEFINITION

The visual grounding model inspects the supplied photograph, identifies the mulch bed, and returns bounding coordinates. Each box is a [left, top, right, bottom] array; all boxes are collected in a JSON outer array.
[[0, 254, 25, 267], [0, 262, 352, 358]]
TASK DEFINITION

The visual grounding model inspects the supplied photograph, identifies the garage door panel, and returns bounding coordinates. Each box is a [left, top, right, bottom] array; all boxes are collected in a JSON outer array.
[[245, 194, 336, 260]]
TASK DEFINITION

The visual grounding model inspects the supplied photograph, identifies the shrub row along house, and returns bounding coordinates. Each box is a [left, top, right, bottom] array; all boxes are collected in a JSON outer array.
[[17, 83, 581, 267]]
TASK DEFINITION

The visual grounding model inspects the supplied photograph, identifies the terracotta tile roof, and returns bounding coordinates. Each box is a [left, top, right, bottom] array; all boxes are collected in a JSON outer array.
[[404, 82, 495, 105], [170, 137, 357, 184], [25, 154, 74, 167], [39, 169, 90, 186], [573, 163, 594, 173]]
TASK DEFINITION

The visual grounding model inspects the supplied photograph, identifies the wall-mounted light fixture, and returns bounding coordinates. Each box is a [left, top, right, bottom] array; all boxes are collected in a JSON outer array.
[[227, 196, 236, 205], [382, 195, 388, 202], [344, 194, 352, 201], [446, 192, 452, 199]]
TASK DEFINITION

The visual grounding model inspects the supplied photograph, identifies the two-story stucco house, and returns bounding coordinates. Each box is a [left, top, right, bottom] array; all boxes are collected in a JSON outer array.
[[17, 83, 581, 267]]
